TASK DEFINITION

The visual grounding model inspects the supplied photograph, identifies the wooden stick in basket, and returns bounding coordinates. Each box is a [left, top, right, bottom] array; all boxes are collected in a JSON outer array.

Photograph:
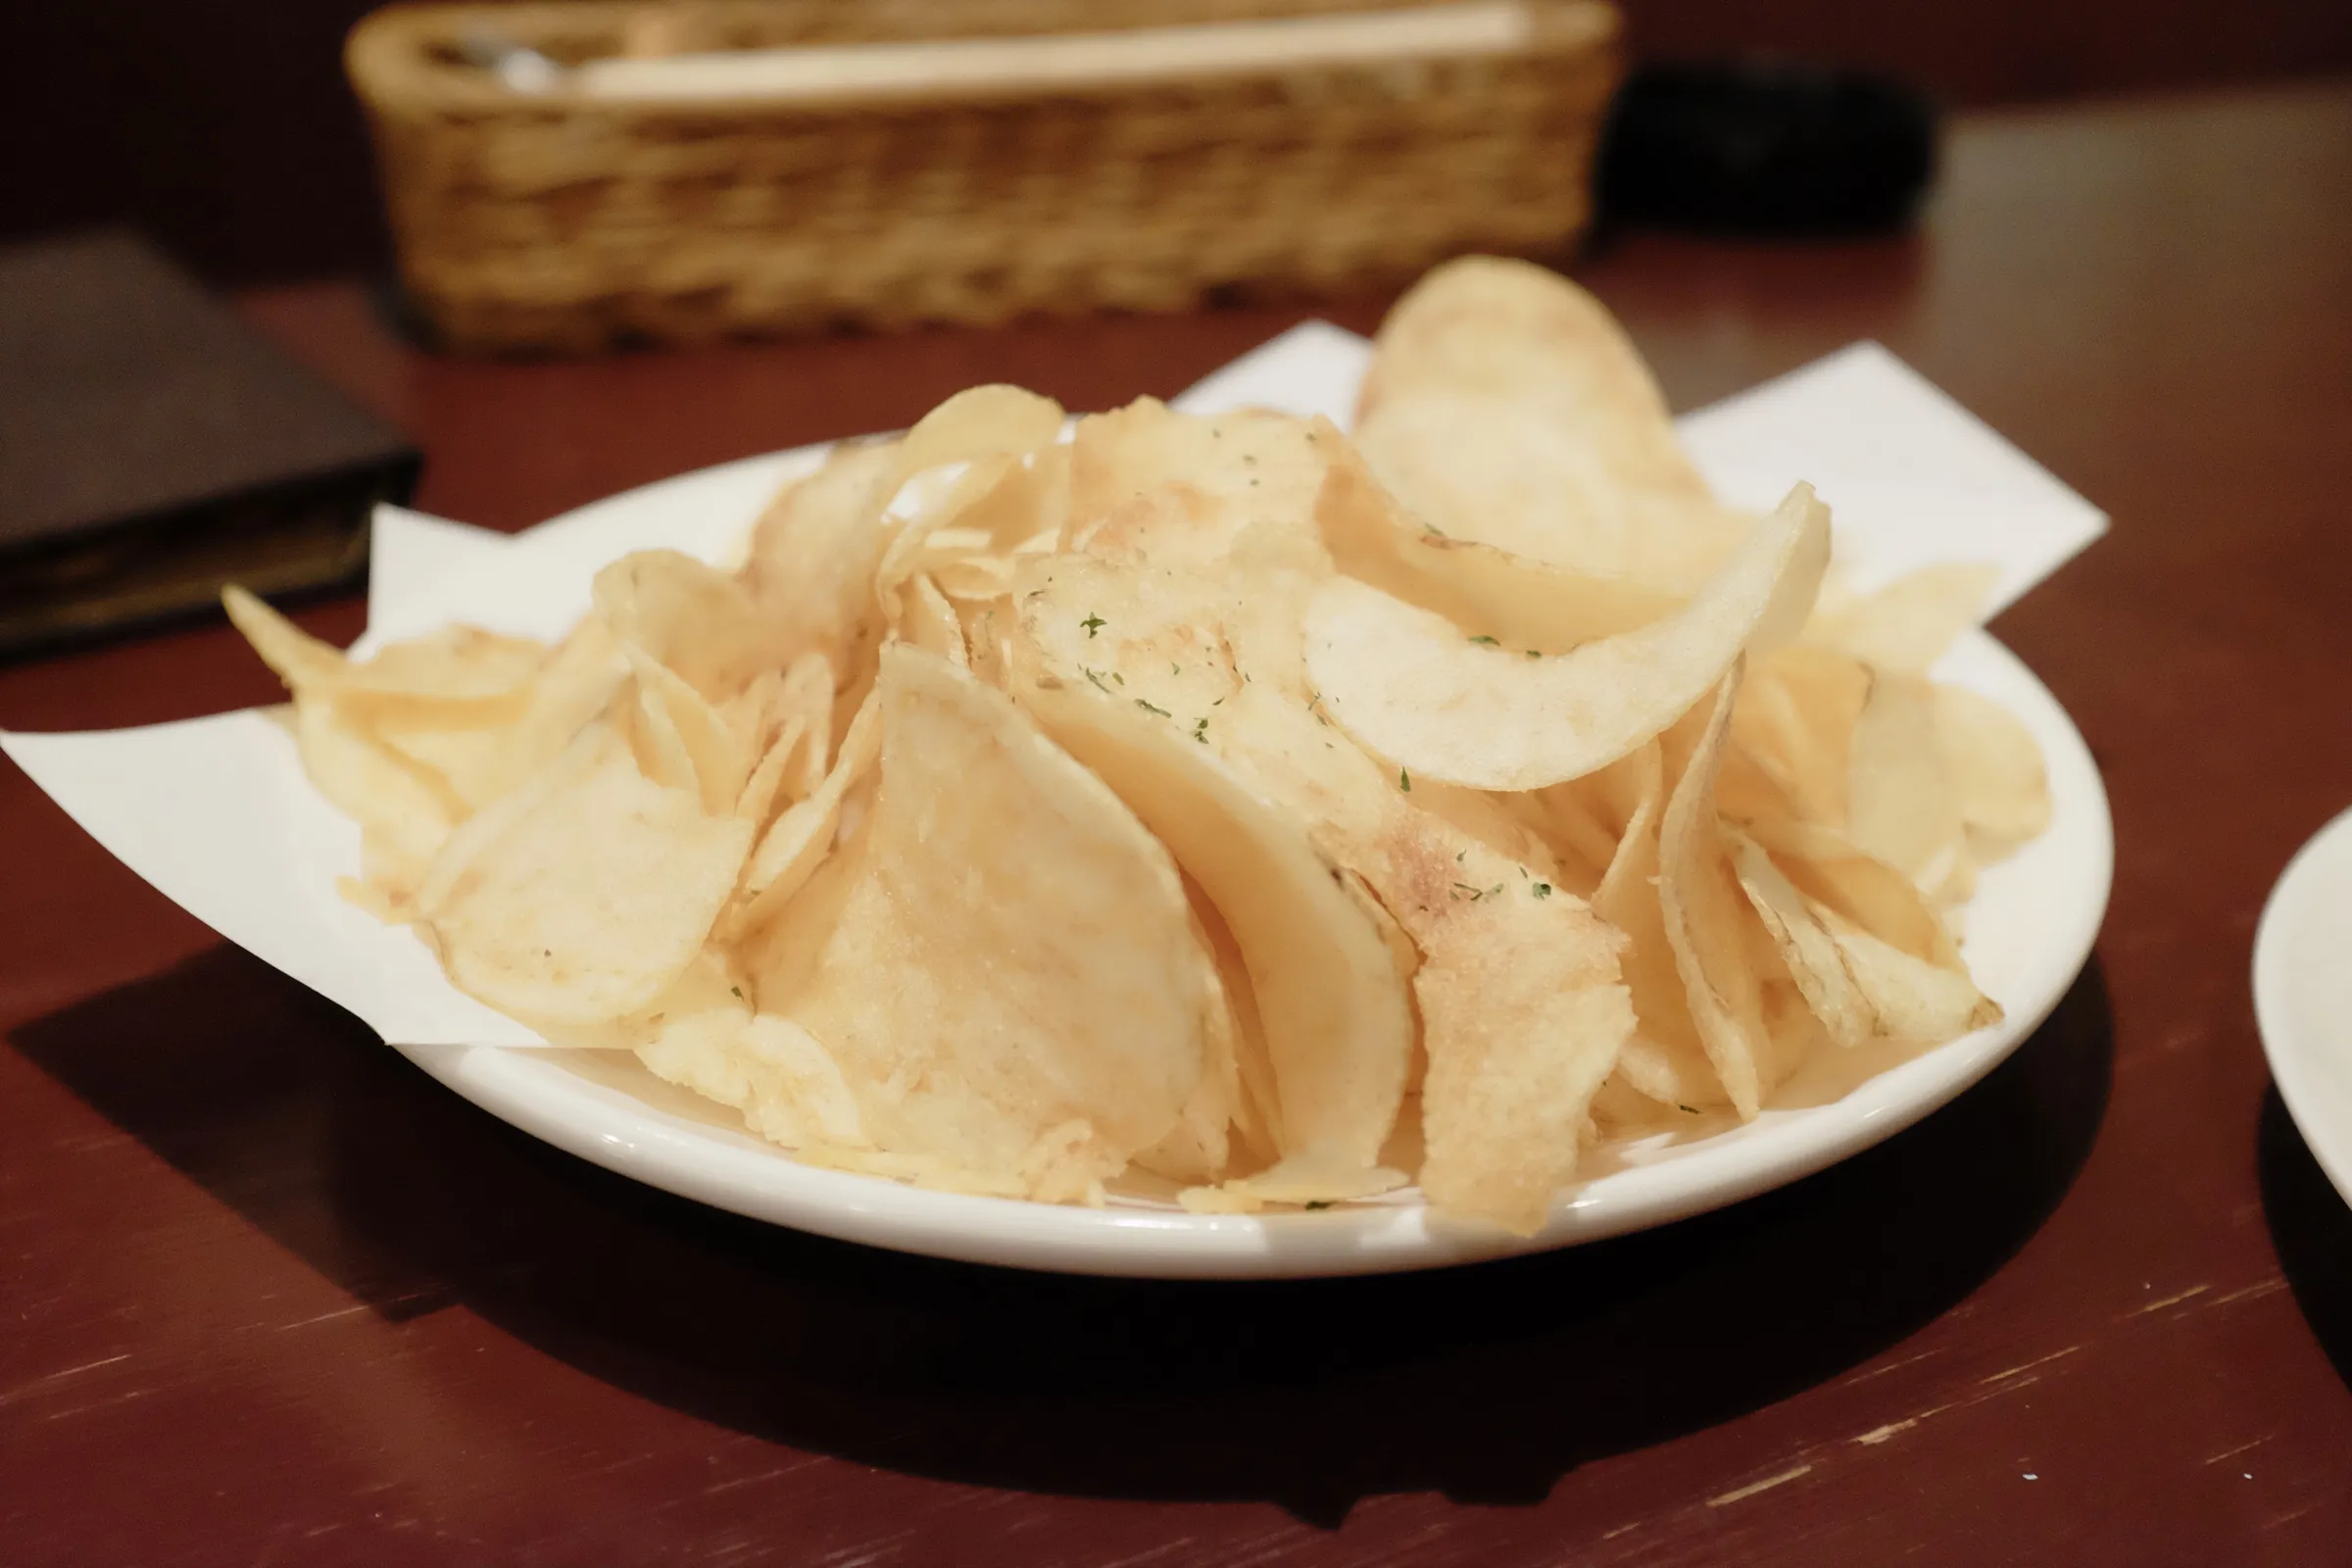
[[575, 2, 1544, 105]]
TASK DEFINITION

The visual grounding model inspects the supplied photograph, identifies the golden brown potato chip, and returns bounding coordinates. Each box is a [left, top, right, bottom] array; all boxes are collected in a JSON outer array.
[[747, 645, 1214, 1199], [1303, 483, 1831, 791], [416, 722, 754, 1028]]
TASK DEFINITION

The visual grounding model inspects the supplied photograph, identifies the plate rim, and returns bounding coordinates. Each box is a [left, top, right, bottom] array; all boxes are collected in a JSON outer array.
[[2253, 804, 2352, 1210]]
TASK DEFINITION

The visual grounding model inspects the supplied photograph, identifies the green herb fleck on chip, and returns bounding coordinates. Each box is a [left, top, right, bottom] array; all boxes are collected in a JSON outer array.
[[1135, 698, 1171, 718], [1080, 612, 1104, 638]]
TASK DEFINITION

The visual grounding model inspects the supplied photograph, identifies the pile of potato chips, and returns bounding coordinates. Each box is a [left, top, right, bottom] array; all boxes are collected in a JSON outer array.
[[228, 257, 2049, 1234]]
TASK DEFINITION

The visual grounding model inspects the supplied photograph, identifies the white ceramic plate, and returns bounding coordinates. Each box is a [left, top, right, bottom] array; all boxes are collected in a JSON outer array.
[[2254, 807, 2352, 1210], [359, 456, 2114, 1278]]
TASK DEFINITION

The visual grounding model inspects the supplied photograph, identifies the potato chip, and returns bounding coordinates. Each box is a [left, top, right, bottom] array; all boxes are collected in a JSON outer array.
[[744, 439, 897, 680], [225, 586, 546, 711], [747, 644, 1214, 1198], [1011, 560, 1414, 1172], [1935, 683, 2052, 856], [591, 549, 770, 702], [1302, 483, 1831, 791], [1016, 553, 1632, 1228], [1728, 829, 1879, 1050], [1130, 885, 1245, 1186], [1847, 668, 1970, 902], [1589, 743, 1726, 1113], [1658, 666, 1777, 1118], [416, 721, 754, 1028], [1068, 400, 1332, 552], [728, 689, 883, 939], [293, 697, 460, 899], [1742, 816, 1964, 969], [640, 1006, 874, 1153], [1809, 562, 2001, 674], [893, 571, 969, 670], [1352, 259, 1747, 590], [1314, 435, 1682, 651], [620, 644, 750, 815], [888, 385, 1064, 493], [1360, 256, 1683, 431], [1727, 643, 1870, 827]]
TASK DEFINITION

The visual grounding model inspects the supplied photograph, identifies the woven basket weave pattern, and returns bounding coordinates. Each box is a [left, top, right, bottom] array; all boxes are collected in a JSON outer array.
[[350, 1, 1622, 351]]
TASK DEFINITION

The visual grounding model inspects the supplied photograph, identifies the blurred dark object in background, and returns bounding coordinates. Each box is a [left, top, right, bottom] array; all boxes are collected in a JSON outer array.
[[1598, 59, 1937, 233], [0, 232, 417, 657], [0, 2, 2347, 288]]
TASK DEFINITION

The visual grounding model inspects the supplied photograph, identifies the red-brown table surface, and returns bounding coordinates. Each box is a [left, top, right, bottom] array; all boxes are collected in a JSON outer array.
[[5, 82, 2350, 1567]]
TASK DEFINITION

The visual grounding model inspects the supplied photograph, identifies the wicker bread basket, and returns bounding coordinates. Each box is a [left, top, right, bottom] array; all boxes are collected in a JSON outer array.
[[347, 1, 1623, 353]]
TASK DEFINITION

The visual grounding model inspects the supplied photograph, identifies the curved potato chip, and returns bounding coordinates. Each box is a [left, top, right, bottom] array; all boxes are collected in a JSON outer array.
[[1355, 393, 1750, 590], [639, 1004, 875, 1152], [745, 440, 897, 682], [592, 550, 769, 701], [1741, 816, 1965, 969], [749, 645, 1212, 1197], [417, 722, 754, 1027], [1847, 668, 1970, 901], [728, 688, 883, 939], [1069, 400, 1332, 553], [1130, 884, 1245, 1186], [1354, 258, 1751, 589], [293, 698, 459, 898], [620, 645, 750, 814], [1934, 683, 2051, 856], [1314, 438, 1680, 651], [226, 586, 545, 710], [1807, 562, 2001, 675], [1589, 744, 1726, 1113], [1357, 257, 1696, 470], [1730, 828, 1999, 1050], [1658, 666, 1775, 1119], [1728, 643, 1871, 826], [1011, 586, 1416, 1172], [893, 571, 969, 670], [1304, 484, 1832, 791], [890, 385, 1064, 493]]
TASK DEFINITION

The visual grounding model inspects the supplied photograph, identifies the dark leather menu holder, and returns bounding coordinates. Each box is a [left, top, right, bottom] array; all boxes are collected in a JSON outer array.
[[0, 231, 420, 656]]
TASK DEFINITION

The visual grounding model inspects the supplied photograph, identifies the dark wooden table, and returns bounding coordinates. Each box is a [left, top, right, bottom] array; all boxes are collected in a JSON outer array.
[[6, 81, 2350, 1566]]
